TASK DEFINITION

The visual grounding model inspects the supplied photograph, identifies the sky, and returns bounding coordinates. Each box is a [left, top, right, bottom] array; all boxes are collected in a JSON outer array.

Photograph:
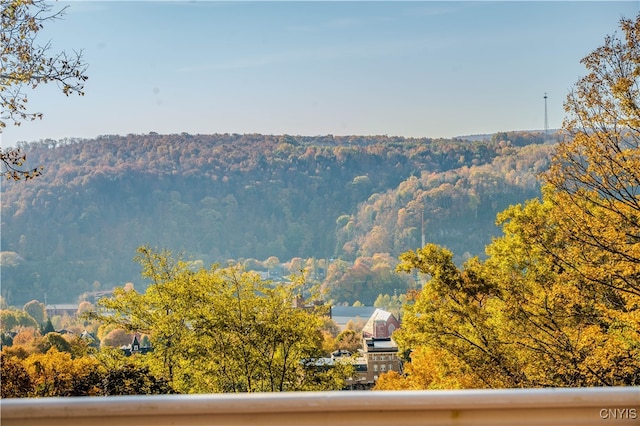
[[1, 1, 639, 147]]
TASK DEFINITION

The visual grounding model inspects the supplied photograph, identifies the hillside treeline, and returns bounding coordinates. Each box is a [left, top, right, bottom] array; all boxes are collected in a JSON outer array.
[[1, 131, 552, 305]]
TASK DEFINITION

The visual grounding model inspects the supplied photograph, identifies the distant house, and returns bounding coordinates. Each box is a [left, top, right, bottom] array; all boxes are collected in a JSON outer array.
[[362, 309, 402, 385], [361, 308, 400, 339], [121, 334, 152, 356]]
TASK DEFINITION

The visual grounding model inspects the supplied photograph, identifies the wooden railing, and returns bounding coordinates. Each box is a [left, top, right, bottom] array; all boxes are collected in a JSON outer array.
[[2, 387, 639, 426]]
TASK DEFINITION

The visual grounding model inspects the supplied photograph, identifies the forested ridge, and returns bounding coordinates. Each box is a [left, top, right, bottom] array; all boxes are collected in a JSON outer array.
[[1, 131, 551, 305]]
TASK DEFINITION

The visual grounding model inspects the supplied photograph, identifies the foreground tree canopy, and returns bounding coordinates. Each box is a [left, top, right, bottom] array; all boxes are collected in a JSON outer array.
[[89, 247, 351, 393], [379, 15, 640, 390], [1, 0, 88, 180], [544, 15, 640, 301]]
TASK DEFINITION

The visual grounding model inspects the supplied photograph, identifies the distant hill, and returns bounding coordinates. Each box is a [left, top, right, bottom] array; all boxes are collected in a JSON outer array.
[[456, 129, 560, 142], [1, 131, 556, 305]]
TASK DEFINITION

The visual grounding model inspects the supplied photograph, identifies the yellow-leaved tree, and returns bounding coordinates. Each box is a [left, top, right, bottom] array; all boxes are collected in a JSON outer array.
[[90, 246, 352, 393], [383, 15, 640, 389], [545, 15, 640, 300]]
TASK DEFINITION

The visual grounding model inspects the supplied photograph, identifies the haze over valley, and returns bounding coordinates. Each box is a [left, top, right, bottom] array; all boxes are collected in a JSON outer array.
[[1, 131, 553, 306]]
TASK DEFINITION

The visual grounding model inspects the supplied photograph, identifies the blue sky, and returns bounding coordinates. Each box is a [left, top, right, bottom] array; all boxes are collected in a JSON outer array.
[[1, 1, 638, 146]]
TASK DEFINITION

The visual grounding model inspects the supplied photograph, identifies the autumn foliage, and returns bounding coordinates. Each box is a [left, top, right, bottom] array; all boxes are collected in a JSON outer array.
[[1, 132, 552, 307], [1, 0, 88, 180], [3, 9, 639, 398], [378, 15, 640, 390]]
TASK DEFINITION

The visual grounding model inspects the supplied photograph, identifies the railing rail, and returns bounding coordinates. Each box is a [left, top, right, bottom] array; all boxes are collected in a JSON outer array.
[[2, 387, 639, 426]]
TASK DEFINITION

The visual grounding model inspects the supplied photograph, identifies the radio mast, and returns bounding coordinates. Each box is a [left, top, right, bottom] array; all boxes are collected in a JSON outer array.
[[544, 92, 549, 139]]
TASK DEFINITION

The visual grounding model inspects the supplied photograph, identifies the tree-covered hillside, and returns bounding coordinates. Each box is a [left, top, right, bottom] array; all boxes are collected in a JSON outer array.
[[340, 143, 553, 263], [1, 131, 552, 305]]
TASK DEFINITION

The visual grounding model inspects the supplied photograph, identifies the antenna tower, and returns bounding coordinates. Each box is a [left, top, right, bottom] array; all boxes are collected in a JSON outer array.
[[544, 93, 549, 139]]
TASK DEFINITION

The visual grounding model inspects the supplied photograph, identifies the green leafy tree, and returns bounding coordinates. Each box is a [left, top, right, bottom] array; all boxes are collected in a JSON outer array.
[[36, 331, 72, 354], [93, 348, 175, 395], [335, 329, 362, 354], [264, 255, 280, 275], [373, 293, 406, 319], [327, 255, 410, 305], [0, 308, 37, 332], [91, 246, 351, 393], [23, 299, 46, 325], [65, 333, 95, 358], [1, 0, 88, 180], [40, 318, 55, 334]]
